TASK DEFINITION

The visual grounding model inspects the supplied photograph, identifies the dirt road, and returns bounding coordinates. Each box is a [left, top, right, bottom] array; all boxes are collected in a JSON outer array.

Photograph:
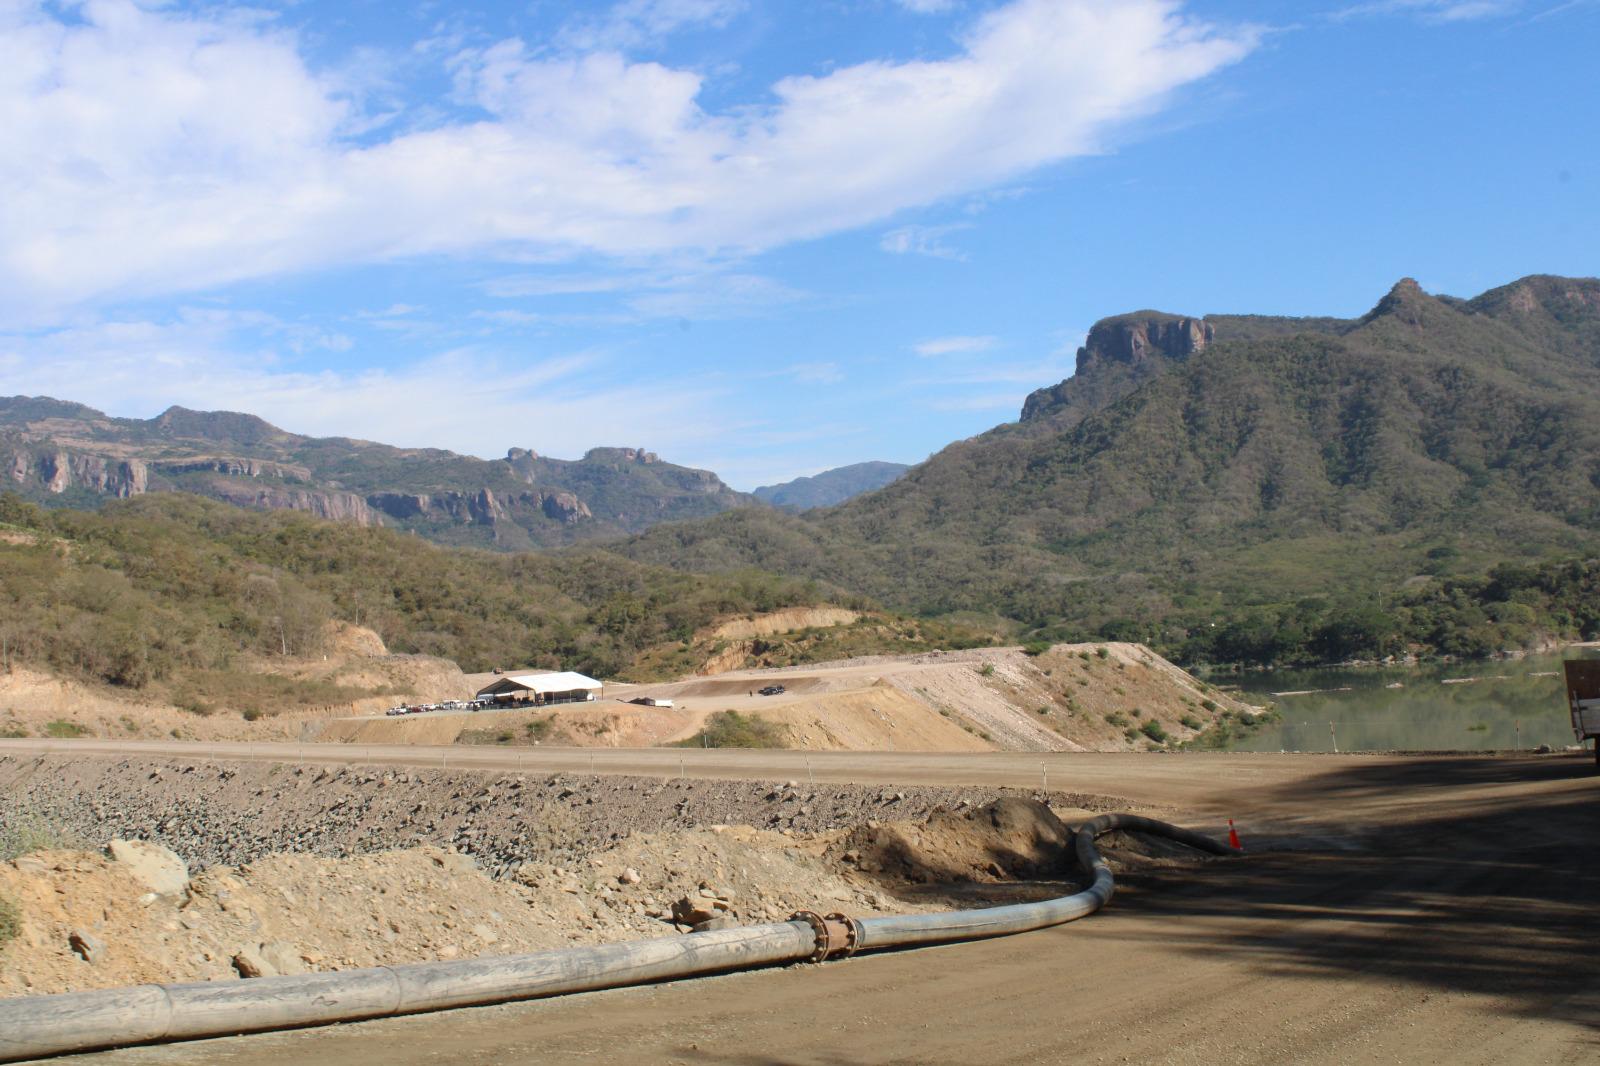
[[8, 742, 1599, 1064]]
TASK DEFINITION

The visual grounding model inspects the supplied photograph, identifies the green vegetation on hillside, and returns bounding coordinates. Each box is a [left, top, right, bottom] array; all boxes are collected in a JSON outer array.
[[672, 710, 785, 748], [0, 493, 841, 695], [619, 275, 1600, 665]]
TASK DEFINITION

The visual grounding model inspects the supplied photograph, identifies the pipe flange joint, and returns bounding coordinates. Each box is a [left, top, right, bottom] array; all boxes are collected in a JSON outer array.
[[824, 912, 863, 958], [790, 910, 831, 963]]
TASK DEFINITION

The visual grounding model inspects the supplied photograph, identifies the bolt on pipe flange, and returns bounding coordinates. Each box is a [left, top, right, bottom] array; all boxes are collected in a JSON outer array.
[[790, 910, 859, 962], [824, 913, 863, 958]]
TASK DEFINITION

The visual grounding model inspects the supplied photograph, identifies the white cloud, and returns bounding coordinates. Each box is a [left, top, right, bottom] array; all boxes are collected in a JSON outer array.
[[914, 334, 997, 356], [880, 222, 973, 260], [0, 315, 729, 461], [1331, 0, 1521, 19], [0, 0, 1255, 323], [556, 0, 746, 52], [779, 361, 844, 384]]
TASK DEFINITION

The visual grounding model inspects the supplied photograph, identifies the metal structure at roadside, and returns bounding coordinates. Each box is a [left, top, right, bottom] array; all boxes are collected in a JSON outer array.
[[0, 814, 1234, 1062], [1562, 648, 1600, 768]]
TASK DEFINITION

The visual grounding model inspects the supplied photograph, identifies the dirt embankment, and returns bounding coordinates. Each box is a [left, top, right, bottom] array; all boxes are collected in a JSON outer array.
[[315, 642, 1247, 753], [0, 753, 1153, 999], [0, 755, 1131, 881], [705, 608, 862, 643], [0, 622, 470, 745]]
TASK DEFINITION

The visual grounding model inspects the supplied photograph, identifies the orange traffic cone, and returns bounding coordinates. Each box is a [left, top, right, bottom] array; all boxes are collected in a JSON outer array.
[[1228, 819, 1243, 851]]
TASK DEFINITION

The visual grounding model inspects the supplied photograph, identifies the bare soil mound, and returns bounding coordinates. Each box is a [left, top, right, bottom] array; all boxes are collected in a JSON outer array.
[[830, 798, 1076, 884], [6, 805, 1092, 998]]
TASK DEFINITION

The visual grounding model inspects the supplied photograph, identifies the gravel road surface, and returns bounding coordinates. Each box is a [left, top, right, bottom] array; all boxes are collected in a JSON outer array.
[[4, 740, 1596, 1065]]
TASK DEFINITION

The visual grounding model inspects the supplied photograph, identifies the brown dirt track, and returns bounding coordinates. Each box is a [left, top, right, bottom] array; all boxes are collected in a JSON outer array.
[[3, 741, 1598, 1065]]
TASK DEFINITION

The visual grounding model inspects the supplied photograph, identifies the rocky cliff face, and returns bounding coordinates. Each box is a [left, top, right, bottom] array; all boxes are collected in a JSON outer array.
[[203, 482, 376, 525], [1073, 315, 1214, 375], [366, 489, 593, 526], [7, 449, 149, 497], [1, 398, 750, 549], [1020, 313, 1215, 424]]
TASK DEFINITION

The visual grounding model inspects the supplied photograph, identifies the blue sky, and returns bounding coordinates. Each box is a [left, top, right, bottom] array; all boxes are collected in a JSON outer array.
[[1, 0, 1596, 489]]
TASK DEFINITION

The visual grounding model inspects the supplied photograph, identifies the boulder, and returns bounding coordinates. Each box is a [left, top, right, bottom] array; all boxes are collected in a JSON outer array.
[[670, 896, 719, 926], [107, 839, 189, 895], [691, 916, 739, 933], [259, 941, 308, 976], [232, 946, 276, 979], [12, 855, 49, 876], [69, 929, 105, 964]]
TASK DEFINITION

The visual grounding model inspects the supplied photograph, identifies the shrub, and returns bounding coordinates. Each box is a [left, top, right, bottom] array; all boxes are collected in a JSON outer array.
[[1021, 641, 1051, 657], [526, 718, 553, 741], [240, 707, 263, 722], [0, 816, 83, 860], [1104, 711, 1128, 727], [674, 710, 784, 749], [44, 720, 87, 738], [1036, 706, 1049, 715], [1180, 714, 1203, 730], [1096, 647, 1109, 659], [1200, 698, 1219, 712], [0, 892, 18, 947], [978, 663, 996, 677], [1140, 720, 1169, 743]]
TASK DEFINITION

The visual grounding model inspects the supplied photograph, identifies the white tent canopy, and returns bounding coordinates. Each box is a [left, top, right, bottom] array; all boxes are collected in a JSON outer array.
[[476, 671, 603, 703]]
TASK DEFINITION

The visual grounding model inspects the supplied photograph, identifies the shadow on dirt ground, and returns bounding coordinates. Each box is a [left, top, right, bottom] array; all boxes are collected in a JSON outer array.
[[1109, 754, 1600, 1038]]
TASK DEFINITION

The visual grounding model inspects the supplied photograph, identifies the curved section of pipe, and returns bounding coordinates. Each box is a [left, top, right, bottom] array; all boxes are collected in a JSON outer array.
[[0, 815, 1229, 1063], [856, 813, 1233, 950]]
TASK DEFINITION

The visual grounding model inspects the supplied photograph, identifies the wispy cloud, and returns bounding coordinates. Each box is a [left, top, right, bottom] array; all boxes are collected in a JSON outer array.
[[914, 334, 997, 357], [1330, 0, 1521, 20], [778, 361, 844, 384], [0, 315, 727, 461], [880, 223, 973, 261], [0, 0, 1257, 324], [556, 0, 746, 52]]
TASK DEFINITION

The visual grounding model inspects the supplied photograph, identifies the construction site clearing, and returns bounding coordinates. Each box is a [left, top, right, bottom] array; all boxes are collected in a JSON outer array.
[[0, 604, 1251, 755], [0, 743, 1594, 1065], [310, 641, 1251, 753]]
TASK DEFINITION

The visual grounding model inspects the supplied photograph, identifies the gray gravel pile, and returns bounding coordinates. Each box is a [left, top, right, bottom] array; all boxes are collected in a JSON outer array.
[[0, 755, 1128, 877]]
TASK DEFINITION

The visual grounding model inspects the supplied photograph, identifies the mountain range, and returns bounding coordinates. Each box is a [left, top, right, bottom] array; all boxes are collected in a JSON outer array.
[[0, 398, 762, 550], [8, 272, 1599, 653], [618, 274, 1600, 639], [753, 461, 910, 511]]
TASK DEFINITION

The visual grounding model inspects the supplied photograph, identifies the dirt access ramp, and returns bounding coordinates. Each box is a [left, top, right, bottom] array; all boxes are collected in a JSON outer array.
[[305, 641, 1243, 754], [622, 641, 1247, 752], [91, 752, 1600, 1066]]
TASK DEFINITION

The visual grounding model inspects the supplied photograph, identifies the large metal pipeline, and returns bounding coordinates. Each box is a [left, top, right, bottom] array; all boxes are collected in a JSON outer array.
[[0, 814, 1232, 1062]]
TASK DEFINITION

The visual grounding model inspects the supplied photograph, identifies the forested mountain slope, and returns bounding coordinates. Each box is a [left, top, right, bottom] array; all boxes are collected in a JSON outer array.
[[621, 275, 1600, 651]]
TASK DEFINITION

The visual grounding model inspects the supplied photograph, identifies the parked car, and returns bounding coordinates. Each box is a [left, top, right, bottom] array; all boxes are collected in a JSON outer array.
[[757, 685, 786, 696]]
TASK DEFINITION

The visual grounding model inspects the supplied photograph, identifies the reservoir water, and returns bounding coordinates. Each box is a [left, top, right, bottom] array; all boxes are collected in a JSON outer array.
[[1221, 654, 1581, 753]]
